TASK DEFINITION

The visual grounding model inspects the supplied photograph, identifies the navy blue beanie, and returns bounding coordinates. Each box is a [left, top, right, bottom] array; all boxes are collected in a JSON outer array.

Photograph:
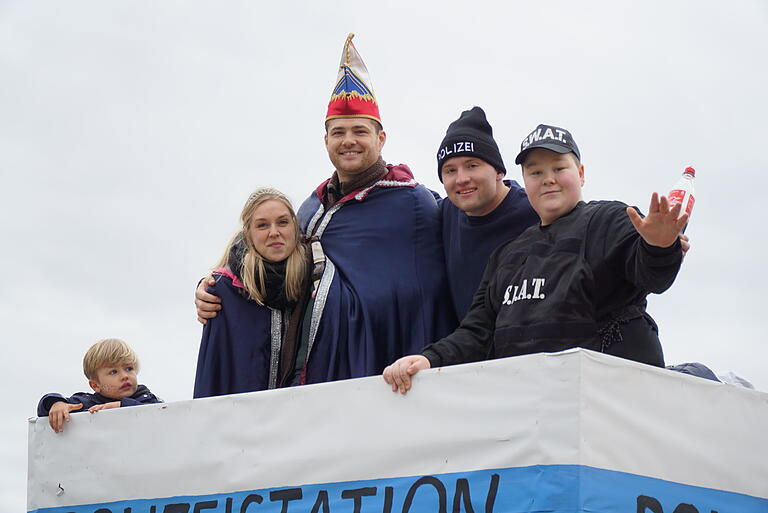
[[436, 106, 506, 182]]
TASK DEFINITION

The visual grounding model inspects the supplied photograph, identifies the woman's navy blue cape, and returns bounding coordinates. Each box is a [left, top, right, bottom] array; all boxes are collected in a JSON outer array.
[[194, 273, 276, 398]]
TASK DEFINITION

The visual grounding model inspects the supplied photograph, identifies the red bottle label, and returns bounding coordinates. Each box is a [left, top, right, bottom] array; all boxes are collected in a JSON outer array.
[[669, 189, 694, 216]]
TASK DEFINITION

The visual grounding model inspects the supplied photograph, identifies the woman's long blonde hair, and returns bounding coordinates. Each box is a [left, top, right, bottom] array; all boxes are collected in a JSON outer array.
[[216, 188, 307, 305]]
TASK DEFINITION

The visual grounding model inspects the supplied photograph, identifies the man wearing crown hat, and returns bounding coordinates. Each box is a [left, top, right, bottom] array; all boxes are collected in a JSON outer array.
[[290, 34, 455, 383], [196, 35, 456, 384]]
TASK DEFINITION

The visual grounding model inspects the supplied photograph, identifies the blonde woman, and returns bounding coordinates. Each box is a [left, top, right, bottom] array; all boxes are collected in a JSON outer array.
[[193, 188, 311, 397]]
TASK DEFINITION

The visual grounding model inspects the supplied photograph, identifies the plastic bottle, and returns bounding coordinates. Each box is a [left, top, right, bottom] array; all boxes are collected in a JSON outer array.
[[668, 167, 696, 224]]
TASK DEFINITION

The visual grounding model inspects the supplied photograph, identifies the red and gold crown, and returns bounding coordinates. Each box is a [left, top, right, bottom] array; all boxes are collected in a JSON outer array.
[[326, 33, 381, 125]]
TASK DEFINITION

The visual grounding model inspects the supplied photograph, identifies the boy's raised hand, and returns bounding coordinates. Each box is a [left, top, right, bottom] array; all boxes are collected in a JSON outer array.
[[48, 402, 83, 433], [627, 193, 689, 248], [89, 401, 120, 413]]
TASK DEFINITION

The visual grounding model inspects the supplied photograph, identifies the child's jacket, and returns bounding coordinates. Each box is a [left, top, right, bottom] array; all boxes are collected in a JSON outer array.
[[37, 385, 162, 417]]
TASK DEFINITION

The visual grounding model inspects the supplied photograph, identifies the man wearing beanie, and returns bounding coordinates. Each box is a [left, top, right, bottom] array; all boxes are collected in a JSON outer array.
[[385, 123, 689, 394], [195, 34, 456, 384], [437, 107, 538, 320]]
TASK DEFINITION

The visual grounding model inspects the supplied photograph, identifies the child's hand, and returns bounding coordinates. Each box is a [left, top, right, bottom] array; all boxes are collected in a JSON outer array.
[[88, 401, 120, 413], [48, 402, 83, 433], [627, 193, 689, 248]]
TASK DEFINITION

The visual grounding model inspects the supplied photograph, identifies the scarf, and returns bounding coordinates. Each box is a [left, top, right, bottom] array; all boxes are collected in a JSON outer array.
[[228, 236, 293, 310], [324, 156, 388, 209]]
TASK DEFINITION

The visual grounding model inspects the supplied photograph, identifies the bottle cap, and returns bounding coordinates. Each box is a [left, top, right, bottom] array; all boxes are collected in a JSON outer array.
[[684, 166, 696, 177]]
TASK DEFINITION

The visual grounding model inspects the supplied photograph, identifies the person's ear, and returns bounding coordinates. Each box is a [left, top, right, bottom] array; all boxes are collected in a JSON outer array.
[[88, 379, 101, 394], [377, 129, 386, 150], [579, 164, 585, 186]]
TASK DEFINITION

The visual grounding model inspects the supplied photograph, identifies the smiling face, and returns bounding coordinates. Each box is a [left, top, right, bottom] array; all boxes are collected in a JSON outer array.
[[324, 118, 386, 181], [246, 199, 298, 263], [88, 360, 138, 400], [521, 148, 585, 225], [441, 156, 507, 217]]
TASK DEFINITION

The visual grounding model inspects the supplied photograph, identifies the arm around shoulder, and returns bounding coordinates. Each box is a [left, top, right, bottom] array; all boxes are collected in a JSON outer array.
[[195, 274, 222, 324]]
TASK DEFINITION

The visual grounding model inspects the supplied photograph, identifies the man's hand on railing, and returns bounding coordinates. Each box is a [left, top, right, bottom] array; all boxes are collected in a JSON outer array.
[[383, 355, 431, 395]]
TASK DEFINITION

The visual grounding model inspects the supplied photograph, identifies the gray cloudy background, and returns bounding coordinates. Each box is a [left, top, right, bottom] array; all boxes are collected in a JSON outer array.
[[2, 1, 767, 510]]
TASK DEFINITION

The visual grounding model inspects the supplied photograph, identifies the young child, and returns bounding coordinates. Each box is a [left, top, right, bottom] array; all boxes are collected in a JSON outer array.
[[37, 338, 162, 432], [385, 123, 689, 394]]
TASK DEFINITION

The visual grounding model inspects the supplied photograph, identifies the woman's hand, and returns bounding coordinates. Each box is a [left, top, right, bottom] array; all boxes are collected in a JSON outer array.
[[383, 355, 431, 395], [627, 193, 689, 248]]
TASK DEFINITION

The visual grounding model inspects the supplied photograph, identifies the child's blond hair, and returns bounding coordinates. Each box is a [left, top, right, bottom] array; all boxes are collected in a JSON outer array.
[[82, 338, 140, 380]]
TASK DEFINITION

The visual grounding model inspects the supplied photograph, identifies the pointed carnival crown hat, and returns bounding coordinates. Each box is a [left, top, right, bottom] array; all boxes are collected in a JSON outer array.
[[326, 33, 381, 126]]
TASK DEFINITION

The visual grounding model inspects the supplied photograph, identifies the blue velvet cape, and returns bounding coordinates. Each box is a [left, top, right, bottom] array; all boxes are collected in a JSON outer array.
[[193, 273, 282, 398], [297, 165, 457, 383]]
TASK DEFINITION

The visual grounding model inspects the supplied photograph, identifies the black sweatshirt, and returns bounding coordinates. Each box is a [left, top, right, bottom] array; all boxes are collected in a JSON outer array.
[[422, 201, 683, 368]]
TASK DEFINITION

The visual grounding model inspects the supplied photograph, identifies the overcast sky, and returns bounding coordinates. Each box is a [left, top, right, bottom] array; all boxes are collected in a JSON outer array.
[[2, 1, 767, 511]]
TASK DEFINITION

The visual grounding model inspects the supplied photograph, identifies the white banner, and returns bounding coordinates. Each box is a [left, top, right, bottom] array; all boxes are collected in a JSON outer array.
[[27, 349, 768, 513]]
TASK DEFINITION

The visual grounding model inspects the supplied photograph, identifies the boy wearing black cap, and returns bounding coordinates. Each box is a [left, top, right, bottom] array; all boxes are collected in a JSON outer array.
[[437, 107, 538, 320], [385, 124, 688, 394]]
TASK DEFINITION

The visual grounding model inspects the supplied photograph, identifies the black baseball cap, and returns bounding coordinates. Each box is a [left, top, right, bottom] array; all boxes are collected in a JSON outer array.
[[514, 124, 581, 165]]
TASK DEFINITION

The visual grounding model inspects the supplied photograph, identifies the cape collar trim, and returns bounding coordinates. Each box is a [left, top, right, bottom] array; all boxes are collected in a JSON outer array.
[[213, 267, 244, 289], [314, 164, 417, 204]]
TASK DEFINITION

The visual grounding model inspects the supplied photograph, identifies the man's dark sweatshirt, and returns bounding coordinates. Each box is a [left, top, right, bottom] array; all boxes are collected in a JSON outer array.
[[440, 181, 539, 320]]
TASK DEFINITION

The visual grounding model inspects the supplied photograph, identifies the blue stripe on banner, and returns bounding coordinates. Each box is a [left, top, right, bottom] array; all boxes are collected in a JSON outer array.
[[29, 465, 768, 513]]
